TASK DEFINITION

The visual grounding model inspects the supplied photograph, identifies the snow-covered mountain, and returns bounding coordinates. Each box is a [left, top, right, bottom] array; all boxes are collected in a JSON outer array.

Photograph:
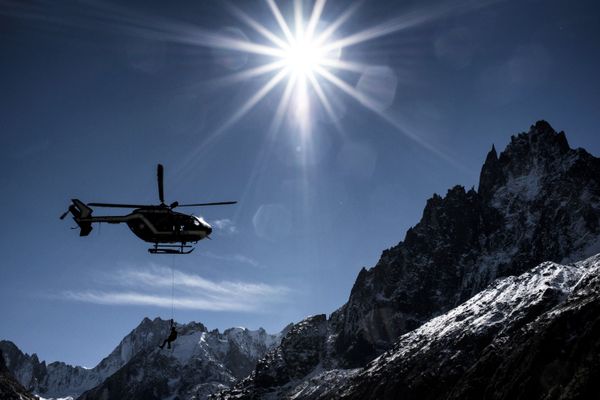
[[331, 120, 600, 367], [213, 121, 600, 399], [307, 253, 600, 399], [1, 318, 283, 399], [78, 322, 284, 400], [1, 317, 173, 398]]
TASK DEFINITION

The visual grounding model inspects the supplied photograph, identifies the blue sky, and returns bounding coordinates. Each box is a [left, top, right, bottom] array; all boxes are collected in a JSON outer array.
[[1, 0, 600, 367]]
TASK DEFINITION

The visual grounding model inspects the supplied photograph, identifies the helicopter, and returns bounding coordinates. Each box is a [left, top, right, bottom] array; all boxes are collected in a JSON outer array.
[[60, 164, 237, 254]]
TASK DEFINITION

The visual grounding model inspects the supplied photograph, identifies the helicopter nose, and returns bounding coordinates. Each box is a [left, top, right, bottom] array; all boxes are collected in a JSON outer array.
[[206, 225, 213, 236]]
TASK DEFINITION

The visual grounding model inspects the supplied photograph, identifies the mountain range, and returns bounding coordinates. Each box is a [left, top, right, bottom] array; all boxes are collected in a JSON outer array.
[[213, 121, 600, 399], [2, 120, 599, 399], [1, 319, 285, 399]]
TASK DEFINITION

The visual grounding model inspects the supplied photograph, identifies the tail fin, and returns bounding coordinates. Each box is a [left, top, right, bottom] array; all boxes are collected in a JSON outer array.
[[64, 199, 94, 236]]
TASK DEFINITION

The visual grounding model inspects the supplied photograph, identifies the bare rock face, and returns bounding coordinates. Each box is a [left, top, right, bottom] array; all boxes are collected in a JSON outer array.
[[254, 315, 327, 387], [331, 120, 600, 367], [0, 350, 37, 400], [328, 254, 600, 400], [215, 315, 326, 399], [214, 121, 600, 399]]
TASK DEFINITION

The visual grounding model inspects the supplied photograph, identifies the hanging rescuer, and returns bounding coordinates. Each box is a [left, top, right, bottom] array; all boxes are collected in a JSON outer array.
[[159, 319, 178, 350], [159, 259, 178, 350]]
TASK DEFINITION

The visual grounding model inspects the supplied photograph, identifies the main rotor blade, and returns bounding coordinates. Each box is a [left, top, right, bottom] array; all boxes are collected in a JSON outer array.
[[88, 202, 150, 208], [175, 201, 238, 207], [157, 164, 165, 204]]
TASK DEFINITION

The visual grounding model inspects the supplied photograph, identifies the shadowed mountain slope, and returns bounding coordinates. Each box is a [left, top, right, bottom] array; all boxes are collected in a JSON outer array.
[[213, 121, 600, 399], [318, 254, 600, 400], [0, 349, 37, 400]]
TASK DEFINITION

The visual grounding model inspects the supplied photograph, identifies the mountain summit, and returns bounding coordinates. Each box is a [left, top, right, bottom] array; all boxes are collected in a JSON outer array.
[[0, 317, 175, 398], [214, 121, 600, 399], [1, 318, 282, 399], [478, 120, 572, 199], [331, 120, 600, 366]]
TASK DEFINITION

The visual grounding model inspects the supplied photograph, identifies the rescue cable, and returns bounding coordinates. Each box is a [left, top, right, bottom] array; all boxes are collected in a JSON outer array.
[[170, 254, 175, 321]]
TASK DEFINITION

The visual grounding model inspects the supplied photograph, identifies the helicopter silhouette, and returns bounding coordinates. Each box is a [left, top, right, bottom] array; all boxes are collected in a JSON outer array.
[[60, 164, 236, 254]]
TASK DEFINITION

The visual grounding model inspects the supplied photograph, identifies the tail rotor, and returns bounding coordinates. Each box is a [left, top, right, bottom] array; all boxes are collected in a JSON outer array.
[[60, 199, 94, 236]]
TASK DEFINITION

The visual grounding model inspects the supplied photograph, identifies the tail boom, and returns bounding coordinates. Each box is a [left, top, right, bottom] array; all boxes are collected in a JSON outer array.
[[63, 199, 130, 236]]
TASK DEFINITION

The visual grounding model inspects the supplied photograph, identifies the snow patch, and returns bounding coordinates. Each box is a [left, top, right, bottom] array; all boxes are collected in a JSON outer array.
[[376, 258, 589, 367]]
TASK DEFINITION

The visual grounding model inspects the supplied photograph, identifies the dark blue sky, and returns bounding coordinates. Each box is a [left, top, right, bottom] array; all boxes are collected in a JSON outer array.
[[1, 0, 600, 367]]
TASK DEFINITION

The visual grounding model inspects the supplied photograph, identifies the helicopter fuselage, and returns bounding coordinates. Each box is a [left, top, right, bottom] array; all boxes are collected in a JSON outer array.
[[125, 207, 212, 244]]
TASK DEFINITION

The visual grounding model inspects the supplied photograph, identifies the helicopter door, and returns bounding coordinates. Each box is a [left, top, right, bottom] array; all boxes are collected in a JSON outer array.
[[171, 224, 183, 234], [171, 215, 186, 235]]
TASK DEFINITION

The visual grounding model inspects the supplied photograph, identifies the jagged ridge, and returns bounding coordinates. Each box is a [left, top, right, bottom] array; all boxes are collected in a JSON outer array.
[[78, 321, 283, 400], [213, 121, 600, 399], [2, 318, 283, 400], [332, 120, 600, 366], [0, 349, 37, 400], [323, 254, 600, 400], [0, 317, 174, 398]]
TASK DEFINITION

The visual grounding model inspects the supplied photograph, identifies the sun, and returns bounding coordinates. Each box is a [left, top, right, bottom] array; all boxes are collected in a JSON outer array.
[[203, 0, 361, 134], [201, 0, 489, 148], [282, 37, 326, 77], [173, 0, 499, 177]]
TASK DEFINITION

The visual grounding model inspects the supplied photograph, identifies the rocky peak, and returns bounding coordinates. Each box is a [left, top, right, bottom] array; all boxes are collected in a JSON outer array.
[[421, 186, 473, 223], [96, 317, 172, 372], [0, 350, 37, 400], [509, 120, 570, 152], [80, 321, 283, 400], [329, 121, 600, 367], [0, 317, 170, 399], [0, 341, 47, 392], [213, 315, 328, 399], [479, 120, 573, 201], [413, 185, 482, 238], [478, 144, 503, 200], [259, 314, 327, 384]]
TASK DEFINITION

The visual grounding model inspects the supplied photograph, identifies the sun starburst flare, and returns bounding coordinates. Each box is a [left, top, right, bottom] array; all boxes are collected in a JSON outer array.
[[212, 0, 353, 135], [204, 0, 498, 137], [2, 0, 498, 156], [175, 0, 502, 173]]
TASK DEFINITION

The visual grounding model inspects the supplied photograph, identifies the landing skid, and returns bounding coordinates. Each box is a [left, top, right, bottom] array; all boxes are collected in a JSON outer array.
[[148, 243, 194, 255]]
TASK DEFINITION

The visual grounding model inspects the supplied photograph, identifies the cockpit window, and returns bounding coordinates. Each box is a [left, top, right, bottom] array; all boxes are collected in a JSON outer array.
[[194, 219, 200, 226]]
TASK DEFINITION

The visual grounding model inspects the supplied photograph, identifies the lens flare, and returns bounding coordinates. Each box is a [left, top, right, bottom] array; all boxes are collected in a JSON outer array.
[[216, 0, 350, 131], [283, 38, 325, 77], [181, 0, 501, 172]]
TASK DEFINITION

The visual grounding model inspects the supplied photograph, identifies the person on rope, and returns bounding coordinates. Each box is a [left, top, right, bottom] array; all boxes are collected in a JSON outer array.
[[159, 319, 178, 350]]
